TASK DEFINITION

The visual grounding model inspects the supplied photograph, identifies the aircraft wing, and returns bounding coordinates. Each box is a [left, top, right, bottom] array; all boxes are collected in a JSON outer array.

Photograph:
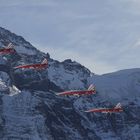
[[14, 66, 23, 69], [85, 108, 100, 113], [14, 65, 29, 69], [56, 90, 77, 96], [0, 50, 4, 54], [85, 108, 105, 113], [56, 92, 65, 96]]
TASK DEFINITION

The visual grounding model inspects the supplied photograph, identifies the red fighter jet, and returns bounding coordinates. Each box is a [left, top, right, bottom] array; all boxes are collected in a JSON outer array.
[[0, 43, 16, 55], [56, 84, 96, 96], [14, 58, 48, 70], [85, 103, 123, 113]]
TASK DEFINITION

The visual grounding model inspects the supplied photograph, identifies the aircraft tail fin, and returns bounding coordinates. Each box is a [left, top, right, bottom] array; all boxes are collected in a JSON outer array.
[[6, 43, 14, 49], [114, 103, 122, 109], [41, 58, 48, 64], [88, 84, 95, 91]]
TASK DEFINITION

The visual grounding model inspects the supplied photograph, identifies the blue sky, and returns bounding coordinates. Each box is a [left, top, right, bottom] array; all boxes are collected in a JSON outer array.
[[0, 0, 140, 74]]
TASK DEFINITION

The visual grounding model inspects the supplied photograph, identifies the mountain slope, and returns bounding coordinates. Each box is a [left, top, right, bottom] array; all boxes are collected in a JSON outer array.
[[0, 27, 91, 91], [0, 27, 139, 140]]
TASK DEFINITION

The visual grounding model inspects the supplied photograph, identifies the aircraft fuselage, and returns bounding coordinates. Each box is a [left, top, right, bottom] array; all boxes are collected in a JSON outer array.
[[57, 90, 96, 96], [15, 63, 48, 70], [0, 48, 15, 54], [87, 108, 123, 113]]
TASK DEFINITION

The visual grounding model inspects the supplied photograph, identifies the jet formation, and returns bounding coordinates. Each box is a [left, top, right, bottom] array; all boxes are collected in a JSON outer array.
[[0, 42, 123, 114]]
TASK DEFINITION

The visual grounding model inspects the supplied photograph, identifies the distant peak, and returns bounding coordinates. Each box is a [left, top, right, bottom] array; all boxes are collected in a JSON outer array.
[[63, 59, 73, 63]]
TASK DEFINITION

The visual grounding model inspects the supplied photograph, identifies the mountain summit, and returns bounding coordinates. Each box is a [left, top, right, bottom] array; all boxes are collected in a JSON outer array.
[[0, 27, 139, 140]]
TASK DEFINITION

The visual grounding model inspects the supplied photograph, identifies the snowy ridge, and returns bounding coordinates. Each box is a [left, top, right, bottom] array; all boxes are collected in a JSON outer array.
[[0, 27, 139, 140], [88, 68, 140, 102], [48, 59, 90, 89], [0, 27, 38, 56]]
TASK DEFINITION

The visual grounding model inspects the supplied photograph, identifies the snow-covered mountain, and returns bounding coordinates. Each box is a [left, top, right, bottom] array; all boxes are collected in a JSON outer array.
[[0, 27, 140, 140]]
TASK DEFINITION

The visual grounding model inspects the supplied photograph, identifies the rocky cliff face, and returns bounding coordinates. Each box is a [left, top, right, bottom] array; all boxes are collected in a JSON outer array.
[[0, 27, 139, 140]]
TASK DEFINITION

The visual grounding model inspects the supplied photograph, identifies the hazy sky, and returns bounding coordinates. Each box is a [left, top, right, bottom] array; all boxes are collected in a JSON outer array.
[[0, 0, 140, 74]]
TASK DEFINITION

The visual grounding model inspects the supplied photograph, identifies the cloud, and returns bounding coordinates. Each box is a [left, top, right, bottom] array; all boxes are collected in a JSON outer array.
[[0, 0, 140, 74], [38, 44, 117, 74]]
